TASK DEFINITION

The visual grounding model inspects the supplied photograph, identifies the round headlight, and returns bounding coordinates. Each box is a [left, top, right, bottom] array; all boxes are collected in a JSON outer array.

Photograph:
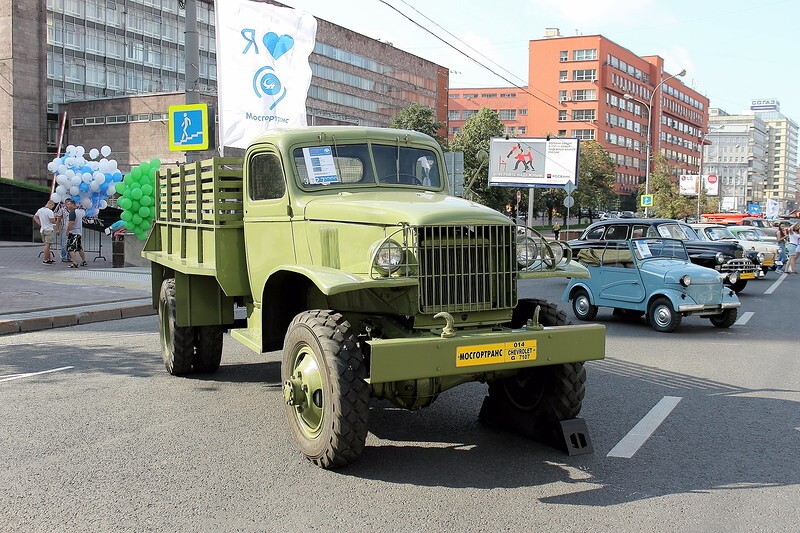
[[680, 274, 692, 287], [373, 240, 404, 274], [727, 271, 739, 284], [516, 236, 538, 267], [757, 252, 765, 263], [715, 252, 726, 264]]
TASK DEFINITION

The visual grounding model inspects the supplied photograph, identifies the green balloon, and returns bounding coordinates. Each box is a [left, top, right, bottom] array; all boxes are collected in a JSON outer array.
[[140, 162, 151, 175], [130, 200, 140, 212], [139, 195, 152, 207], [131, 167, 142, 179], [132, 214, 142, 225], [149, 169, 157, 180], [150, 158, 161, 169], [116, 181, 127, 194], [124, 220, 136, 231], [120, 210, 132, 221], [141, 184, 153, 196], [118, 197, 132, 210], [122, 188, 133, 199], [131, 188, 143, 200], [138, 206, 150, 218]]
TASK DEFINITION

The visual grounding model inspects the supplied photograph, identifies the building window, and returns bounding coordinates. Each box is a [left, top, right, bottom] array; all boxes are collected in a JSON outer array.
[[558, 129, 566, 137], [559, 50, 568, 62], [572, 69, 596, 81], [572, 109, 596, 121], [463, 110, 478, 119], [558, 110, 567, 121], [449, 94, 460, 99], [559, 90, 568, 102], [518, 109, 527, 116], [463, 93, 478, 98], [573, 49, 597, 61], [481, 93, 497, 98], [70, 118, 84, 127], [573, 129, 595, 140], [105, 114, 127, 124], [448, 110, 460, 121], [499, 109, 516, 120], [573, 89, 596, 101], [559, 70, 568, 81], [519, 127, 526, 134], [499, 93, 516, 98], [84, 116, 105, 126], [151, 113, 167, 121], [127, 113, 150, 123]]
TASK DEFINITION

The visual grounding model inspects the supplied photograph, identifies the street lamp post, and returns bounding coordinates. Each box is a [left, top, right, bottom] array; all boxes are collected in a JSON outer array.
[[697, 125, 724, 218], [624, 68, 686, 217]]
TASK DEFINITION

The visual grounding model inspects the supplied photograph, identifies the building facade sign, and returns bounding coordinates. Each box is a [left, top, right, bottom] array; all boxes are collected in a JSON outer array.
[[750, 99, 780, 112]]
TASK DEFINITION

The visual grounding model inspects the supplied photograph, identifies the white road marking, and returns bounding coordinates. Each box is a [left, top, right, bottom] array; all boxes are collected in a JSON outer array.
[[764, 273, 787, 295], [0, 366, 74, 383], [735, 311, 754, 326], [607, 396, 682, 458]]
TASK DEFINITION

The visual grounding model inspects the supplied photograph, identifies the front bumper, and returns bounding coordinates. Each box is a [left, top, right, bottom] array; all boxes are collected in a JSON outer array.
[[678, 301, 741, 313], [365, 323, 606, 384]]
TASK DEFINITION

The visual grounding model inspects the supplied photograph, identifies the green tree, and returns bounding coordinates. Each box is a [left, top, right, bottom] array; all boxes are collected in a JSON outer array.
[[644, 155, 696, 219], [572, 140, 616, 221], [450, 107, 508, 210], [389, 103, 446, 146]]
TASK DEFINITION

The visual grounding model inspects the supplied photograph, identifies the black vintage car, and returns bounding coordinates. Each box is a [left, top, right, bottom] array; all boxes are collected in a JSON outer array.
[[568, 218, 760, 293]]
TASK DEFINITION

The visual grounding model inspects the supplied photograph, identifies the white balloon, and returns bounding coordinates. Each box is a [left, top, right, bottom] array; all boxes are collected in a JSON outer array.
[[51, 193, 62, 203], [90, 181, 100, 192], [69, 185, 79, 196], [47, 162, 57, 172], [109, 159, 118, 171], [56, 185, 67, 196], [89, 148, 99, 160], [98, 161, 109, 173], [75, 146, 85, 156], [70, 175, 81, 186], [80, 197, 92, 209], [106, 183, 117, 196], [90, 162, 100, 171], [65, 169, 75, 178], [99, 200, 108, 209], [66, 144, 75, 154], [56, 175, 68, 186], [100, 145, 111, 157], [82, 172, 93, 184], [58, 165, 68, 175]]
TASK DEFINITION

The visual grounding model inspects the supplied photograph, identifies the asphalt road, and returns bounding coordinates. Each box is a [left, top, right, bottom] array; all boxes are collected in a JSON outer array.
[[1, 275, 798, 532]]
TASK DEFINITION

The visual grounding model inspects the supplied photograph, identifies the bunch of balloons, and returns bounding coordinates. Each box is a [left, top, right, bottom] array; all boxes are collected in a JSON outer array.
[[116, 159, 161, 241], [48, 145, 122, 217]]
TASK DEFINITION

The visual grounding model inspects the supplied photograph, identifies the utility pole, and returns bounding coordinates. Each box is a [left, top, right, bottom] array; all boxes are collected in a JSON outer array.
[[182, 0, 201, 163]]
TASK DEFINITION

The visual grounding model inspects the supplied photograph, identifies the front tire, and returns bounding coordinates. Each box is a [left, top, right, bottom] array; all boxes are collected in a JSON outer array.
[[481, 299, 586, 442], [572, 288, 598, 321], [282, 310, 370, 469], [648, 297, 681, 332], [728, 279, 747, 293], [158, 278, 194, 375], [710, 308, 738, 328]]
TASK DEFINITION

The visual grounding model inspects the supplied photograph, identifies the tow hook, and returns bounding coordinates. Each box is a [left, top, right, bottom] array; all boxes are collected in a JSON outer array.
[[433, 312, 456, 338], [526, 305, 544, 331]]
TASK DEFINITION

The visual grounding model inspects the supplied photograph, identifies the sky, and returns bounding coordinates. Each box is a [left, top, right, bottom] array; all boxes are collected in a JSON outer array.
[[282, 0, 799, 123]]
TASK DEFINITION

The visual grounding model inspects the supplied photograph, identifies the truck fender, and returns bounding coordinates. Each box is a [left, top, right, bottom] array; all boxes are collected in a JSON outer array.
[[563, 281, 593, 303], [646, 289, 688, 312], [266, 265, 417, 297]]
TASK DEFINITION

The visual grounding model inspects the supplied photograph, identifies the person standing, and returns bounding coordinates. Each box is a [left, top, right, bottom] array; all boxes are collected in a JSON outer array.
[[775, 223, 788, 274], [54, 201, 71, 263], [553, 222, 561, 240], [64, 198, 87, 268], [34, 200, 56, 264], [785, 224, 800, 275]]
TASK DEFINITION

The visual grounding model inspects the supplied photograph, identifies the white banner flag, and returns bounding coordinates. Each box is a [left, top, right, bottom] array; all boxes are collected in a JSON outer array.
[[703, 174, 719, 196], [766, 198, 780, 218], [215, 2, 317, 149], [679, 174, 698, 196]]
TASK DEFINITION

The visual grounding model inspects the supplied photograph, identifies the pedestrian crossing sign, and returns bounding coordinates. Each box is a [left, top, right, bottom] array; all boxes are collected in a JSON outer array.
[[168, 103, 209, 151], [640, 194, 653, 207]]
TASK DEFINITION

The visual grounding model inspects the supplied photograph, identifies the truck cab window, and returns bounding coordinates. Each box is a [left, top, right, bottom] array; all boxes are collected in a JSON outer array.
[[249, 153, 286, 200]]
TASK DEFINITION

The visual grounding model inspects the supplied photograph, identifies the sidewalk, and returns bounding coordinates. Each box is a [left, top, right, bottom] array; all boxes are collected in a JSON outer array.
[[0, 240, 154, 335]]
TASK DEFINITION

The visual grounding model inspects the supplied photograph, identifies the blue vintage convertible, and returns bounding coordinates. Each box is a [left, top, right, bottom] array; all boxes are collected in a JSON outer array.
[[563, 237, 741, 332]]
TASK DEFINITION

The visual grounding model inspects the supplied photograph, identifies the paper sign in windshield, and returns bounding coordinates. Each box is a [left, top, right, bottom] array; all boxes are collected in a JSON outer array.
[[302, 146, 339, 185]]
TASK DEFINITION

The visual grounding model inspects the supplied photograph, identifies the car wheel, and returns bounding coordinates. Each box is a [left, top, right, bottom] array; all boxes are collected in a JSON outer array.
[[728, 279, 747, 293], [572, 289, 598, 321], [710, 308, 738, 328], [648, 297, 681, 333]]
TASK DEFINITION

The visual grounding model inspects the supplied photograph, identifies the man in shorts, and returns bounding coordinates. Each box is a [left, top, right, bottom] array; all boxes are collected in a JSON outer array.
[[34, 200, 56, 264], [64, 198, 87, 268]]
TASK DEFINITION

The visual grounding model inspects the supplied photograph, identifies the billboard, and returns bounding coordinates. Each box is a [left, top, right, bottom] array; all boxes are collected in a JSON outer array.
[[750, 98, 780, 112], [488, 137, 579, 188], [679, 174, 719, 196]]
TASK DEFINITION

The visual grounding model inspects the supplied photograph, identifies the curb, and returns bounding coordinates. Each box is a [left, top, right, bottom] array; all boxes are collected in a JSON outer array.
[[0, 303, 156, 336]]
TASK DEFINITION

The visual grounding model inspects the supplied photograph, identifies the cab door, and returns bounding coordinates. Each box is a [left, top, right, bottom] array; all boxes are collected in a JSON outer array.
[[243, 150, 295, 305]]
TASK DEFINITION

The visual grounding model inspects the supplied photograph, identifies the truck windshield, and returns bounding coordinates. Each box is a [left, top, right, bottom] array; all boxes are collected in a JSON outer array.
[[293, 143, 442, 190]]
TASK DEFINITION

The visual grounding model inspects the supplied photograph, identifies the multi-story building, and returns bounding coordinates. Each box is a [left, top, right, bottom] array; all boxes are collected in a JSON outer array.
[[705, 109, 769, 212], [0, 0, 448, 184], [449, 29, 710, 209]]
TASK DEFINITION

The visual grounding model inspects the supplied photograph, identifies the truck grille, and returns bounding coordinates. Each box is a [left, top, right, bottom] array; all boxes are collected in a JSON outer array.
[[415, 224, 517, 314]]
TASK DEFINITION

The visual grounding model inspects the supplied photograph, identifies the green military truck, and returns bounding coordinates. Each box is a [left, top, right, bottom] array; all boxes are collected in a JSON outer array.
[[142, 126, 605, 468]]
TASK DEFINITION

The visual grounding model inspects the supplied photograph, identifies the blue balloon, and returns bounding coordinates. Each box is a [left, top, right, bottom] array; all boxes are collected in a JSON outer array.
[[82, 165, 93, 174], [100, 182, 109, 193], [79, 182, 89, 192], [71, 195, 81, 202], [113, 171, 123, 182]]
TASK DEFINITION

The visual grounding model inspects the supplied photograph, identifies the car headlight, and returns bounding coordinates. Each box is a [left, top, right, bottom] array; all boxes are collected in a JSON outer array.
[[757, 252, 765, 263], [373, 240, 404, 275], [680, 275, 692, 287], [516, 236, 538, 267], [727, 271, 739, 284], [715, 252, 726, 264]]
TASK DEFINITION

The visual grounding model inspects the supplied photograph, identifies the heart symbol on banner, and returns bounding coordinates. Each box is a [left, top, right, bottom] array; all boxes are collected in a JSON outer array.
[[263, 32, 295, 60]]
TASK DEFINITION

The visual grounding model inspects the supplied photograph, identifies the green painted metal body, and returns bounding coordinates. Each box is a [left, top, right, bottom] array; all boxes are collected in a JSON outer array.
[[143, 126, 605, 388]]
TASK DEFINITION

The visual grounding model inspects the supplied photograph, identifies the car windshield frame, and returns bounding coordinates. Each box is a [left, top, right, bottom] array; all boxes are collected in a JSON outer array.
[[631, 237, 689, 262], [292, 142, 444, 192], [703, 226, 736, 241]]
